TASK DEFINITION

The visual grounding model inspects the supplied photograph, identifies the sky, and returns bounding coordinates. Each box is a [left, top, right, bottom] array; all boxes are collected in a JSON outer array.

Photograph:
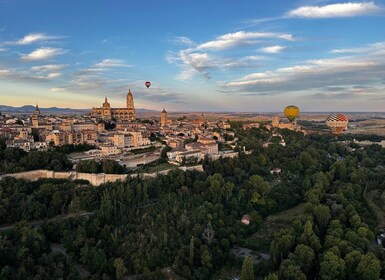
[[0, 0, 384, 112]]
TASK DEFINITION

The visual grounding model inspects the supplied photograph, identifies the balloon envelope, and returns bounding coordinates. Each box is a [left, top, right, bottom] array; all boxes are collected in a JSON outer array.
[[145, 81, 151, 88], [326, 113, 348, 135], [284, 105, 300, 122]]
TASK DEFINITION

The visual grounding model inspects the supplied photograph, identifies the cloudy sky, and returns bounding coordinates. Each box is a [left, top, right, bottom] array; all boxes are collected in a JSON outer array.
[[0, 0, 384, 112]]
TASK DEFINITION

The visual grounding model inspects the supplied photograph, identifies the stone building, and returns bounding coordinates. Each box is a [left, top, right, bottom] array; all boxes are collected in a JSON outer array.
[[32, 104, 40, 127], [160, 108, 167, 128], [91, 90, 136, 121]]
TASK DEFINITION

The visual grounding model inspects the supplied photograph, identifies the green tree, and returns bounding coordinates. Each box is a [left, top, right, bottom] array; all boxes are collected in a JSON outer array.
[[314, 204, 331, 232], [0, 137, 6, 150], [319, 251, 345, 280], [264, 273, 278, 280], [356, 253, 381, 280], [298, 220, 321, 253], [114, 258, 128, 280], [76, 160, 100, 173], [279, 259, 306, 280], [200, 247, 212, 269], [241, 256, 254, 280], [31, 128, 40, 142], [207, 173, 225, 203], [300, 151, 313, 169], [270, 229, 294, 263], [344, 250, 362, 279], [161, 145, 172, 159], [293, 244, 315, 273]]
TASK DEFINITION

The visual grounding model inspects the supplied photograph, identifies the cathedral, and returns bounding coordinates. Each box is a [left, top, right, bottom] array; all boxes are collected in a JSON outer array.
[[91, 90, 136, 121]]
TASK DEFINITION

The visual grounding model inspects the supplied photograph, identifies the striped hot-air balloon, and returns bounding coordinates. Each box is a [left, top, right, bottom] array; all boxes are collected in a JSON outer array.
[[326, 113, 348, 135], [284, 105, 300, 122]]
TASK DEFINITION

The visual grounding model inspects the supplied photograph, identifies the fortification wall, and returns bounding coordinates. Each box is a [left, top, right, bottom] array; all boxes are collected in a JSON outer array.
[[0, 165, 204, 186], [0, 170, 49, 181]]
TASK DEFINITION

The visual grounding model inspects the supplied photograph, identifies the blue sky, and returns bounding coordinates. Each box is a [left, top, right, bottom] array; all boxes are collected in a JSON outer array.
[[0, 0, 384, 112]]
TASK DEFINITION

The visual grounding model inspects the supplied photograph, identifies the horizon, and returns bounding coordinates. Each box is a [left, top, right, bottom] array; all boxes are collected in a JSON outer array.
[[1, 103, 385, 115], [1, 1, 385, 111]]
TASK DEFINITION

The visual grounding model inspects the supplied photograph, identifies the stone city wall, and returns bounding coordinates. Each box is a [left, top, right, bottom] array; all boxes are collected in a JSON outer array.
[[0, 165, 204, 186], [0, 170, 128, 186]]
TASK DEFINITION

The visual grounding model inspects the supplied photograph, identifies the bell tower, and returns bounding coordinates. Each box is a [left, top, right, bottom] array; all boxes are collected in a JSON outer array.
[[126, 89, 136, 120], [160, 108, 167, 128], [32, 104, 40, 127]]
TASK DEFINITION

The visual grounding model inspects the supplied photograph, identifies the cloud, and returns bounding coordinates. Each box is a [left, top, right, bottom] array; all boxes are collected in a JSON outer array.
[[168, 30, 291, 80], [94, 59, 131, 68], [171, 36, 196, 47], [137, 90, 184, 103], [46, 73, 62, 79], [0, 69, 11, 76], [168, 50, 267, 80], [48, 59, 133, 95], [287, 2, 383, 18], [50, 87, 66, 92], [306, 84, 385, 99], [223, 41, 385, 98], [247, 1, 383, 27], [330, 42, 385, 54], [196, 31, 294, 51], [104, 83, 185, 104], [31, 64, 67, 72], [7, 33, 61, 45], [21, 47, 67, 61], [32, 72, 63, 80], [78, 59, 131, 74], [0, 66, 62, 81], [260, 45, 287, 53]]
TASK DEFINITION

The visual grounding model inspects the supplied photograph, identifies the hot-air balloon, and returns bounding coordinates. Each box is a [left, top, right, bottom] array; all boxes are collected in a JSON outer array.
[[326, 113, 348, 135], [145, 81, 151, 88], [284, 105, 300, 123]]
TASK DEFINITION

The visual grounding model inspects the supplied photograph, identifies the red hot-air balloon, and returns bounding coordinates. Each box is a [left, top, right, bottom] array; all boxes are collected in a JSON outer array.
[[326, 113, 349, 135], [145, 81, 151, 88]]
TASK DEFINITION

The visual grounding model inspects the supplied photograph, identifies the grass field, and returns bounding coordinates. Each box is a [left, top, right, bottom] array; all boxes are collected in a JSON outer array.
[[243, 203, 306, 250], [267, 203, 306, 223]]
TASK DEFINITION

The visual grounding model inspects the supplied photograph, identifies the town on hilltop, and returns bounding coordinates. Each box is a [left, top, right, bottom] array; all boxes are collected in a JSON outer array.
[[0, 90, 307, 170]]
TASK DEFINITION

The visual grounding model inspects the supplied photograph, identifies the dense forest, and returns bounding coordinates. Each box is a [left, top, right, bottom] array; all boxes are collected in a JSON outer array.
[[0, 127, 385, 279]]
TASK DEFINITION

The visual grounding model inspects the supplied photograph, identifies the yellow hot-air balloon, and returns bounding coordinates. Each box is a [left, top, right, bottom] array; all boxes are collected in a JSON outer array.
[[284, 105, 300, 122]]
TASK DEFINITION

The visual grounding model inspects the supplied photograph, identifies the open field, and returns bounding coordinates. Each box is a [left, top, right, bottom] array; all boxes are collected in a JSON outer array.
[[267, 203, 306, 223], [350, 119, 385, 136], [243, 203, 306, 250]]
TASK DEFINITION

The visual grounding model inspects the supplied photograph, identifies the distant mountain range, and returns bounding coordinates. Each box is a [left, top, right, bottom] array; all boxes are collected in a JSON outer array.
[[0, 105, 158, 115]]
